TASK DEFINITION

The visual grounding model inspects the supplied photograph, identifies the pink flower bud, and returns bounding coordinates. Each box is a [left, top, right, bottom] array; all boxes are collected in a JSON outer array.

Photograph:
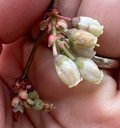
[[48, 34, 57, 47], [48, 34, 64, 48], [18, 90, 28, 100], [26, 84, 32, 89], [57, 19, 68, 29], [11, 97, 20, 108]]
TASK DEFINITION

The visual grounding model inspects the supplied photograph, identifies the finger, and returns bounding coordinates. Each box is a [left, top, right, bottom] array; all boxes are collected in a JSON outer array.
[[0, 37, 26, 85], [0, 0, 51, 43], [13, 114, 34, 128], [25, 109, 62, 128], [109, 70, 120, 119], [57, 0, 82, 17], [77, 0, 120, 58]]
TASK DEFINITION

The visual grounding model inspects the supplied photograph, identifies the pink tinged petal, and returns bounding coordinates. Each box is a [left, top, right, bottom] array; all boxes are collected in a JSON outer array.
[[48, 34, 57, 47], [57, 19, 68, 29]]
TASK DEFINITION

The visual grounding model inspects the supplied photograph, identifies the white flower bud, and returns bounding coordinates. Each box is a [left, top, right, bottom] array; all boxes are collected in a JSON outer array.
[[18, 90, 28, 100], [74, 57, 103, 84], [72, 16, 104, 37], [68, 28, 98, 48], [54, 54, 82, 88]]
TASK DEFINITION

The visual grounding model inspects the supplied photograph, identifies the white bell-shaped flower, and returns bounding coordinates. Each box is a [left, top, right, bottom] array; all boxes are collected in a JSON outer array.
[[74, 57, 103, 84], [54, 54, 83, 88], [72, 16, 104, 37], [67, 28, 98, 48], [73, 46, 96, 58]]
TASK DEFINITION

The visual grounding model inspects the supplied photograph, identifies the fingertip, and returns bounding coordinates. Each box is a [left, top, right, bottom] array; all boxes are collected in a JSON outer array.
[[57, 0, 82, 17]]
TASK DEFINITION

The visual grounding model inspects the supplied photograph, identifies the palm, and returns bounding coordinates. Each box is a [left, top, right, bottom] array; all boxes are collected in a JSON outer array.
[[0, 0, 120, 128], [0, 36, 119, 128]]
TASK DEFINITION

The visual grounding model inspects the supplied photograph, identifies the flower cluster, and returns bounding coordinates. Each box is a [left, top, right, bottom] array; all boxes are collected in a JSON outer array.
[[43, 9, 104, 88], [11, 78, 53, 120], [10, 9, 104, 121]]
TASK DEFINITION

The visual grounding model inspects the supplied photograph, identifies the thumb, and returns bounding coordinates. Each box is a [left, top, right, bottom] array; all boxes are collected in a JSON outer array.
[[0, 0, 51, 43]]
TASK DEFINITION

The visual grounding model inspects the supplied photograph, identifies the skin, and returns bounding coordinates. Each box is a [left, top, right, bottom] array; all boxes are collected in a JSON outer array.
[[0, 0, 120, 127]]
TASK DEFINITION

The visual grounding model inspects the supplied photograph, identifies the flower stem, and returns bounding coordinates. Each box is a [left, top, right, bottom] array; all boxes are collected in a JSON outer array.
[[56, 15, 71, 21], [52, 42, 58, 56], [57, 40, 75, 60], [62, 46, 75, 60], [21, 31, 44, 80]]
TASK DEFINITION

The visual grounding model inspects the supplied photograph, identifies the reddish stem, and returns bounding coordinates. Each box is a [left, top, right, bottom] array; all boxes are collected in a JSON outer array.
[[57, 15, 71, 21]]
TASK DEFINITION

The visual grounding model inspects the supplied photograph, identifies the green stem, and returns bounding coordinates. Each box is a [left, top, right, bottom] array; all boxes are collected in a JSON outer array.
[[57, 40, 75, 60], [62, 47, 75, 60], [21, 31, 44, 79], [52, 42, 58, 56]]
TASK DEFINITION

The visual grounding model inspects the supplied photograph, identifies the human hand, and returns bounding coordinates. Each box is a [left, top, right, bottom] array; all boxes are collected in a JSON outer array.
[[0, 0, 120, 128]]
